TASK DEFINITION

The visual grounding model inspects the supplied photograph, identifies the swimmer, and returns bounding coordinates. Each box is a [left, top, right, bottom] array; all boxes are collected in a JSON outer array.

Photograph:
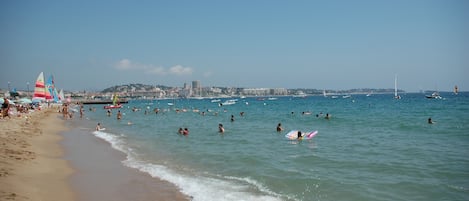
[[297, 131, 303, 139], [428, 117, 434, 124], [218, 124, 225, 133], [276, 123, 283, 132], [183, 128, 189, 135], [96, 123, 101, 131]]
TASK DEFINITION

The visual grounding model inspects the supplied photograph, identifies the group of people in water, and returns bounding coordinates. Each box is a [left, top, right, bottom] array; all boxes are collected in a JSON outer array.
[[91, 103, 438, 139]]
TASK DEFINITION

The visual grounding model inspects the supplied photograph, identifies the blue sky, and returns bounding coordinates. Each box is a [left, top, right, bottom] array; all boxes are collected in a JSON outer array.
[[1, 0, 468, 92]]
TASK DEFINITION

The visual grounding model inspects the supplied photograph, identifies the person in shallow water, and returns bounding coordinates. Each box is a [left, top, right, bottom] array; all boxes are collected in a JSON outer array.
[[297, 131, 302, 139], [218, 124, 225, 133], [276, 123, 283, 132], [428, 117, 434, 124]]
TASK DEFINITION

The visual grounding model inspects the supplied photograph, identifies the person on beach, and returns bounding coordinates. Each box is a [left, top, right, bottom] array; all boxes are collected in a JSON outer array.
[[80, 105, 84, 118], [276, 123, 283, 132], [1, 98, 10, 119], [183, 128, 189, 135], [62, 103, 69, 119], [218, 123, 225, 133], [117, 110, 122, 120]]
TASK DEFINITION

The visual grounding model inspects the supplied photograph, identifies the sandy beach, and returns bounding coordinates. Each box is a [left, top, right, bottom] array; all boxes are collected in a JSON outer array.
[[0, 108, 74, 201], [0, 107, 190, 201]]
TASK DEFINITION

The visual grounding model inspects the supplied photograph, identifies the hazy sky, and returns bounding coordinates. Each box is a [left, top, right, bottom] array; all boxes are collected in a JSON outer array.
[[1, 0, 468, 92]]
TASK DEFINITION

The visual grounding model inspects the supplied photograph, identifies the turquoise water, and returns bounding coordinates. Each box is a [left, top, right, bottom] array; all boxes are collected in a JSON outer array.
[[81, 92, 469, 201]]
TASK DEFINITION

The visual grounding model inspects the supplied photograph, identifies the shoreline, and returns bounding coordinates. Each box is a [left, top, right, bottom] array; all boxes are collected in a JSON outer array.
[[0, 107, 190, 201], [62, 126, 190, 201]]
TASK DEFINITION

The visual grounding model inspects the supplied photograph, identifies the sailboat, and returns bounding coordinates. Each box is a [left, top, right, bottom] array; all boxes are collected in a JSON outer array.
[[32, 72, 46, 102], [46, 74, 59, 102], [394, 75, 401, 99], [58, 89, 65, 101], [104, 93, 123, 109]]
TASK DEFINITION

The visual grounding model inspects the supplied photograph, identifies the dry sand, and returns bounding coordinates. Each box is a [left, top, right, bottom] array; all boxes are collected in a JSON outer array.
[[0, 108, 74, 201]]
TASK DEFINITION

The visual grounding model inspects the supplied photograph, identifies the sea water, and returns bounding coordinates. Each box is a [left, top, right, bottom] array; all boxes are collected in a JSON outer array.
[[79, 92, 469, 201]]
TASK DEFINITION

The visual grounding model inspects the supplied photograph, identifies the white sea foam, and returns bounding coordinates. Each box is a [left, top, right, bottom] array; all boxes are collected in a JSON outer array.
[[91, 130, 284, 201]]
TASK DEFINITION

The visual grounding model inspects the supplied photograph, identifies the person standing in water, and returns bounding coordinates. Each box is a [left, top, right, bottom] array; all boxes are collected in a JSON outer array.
[[276, 123, 283, 132], [218, 124, 225, 133], [428, 117, 434, 124], [297, 131, 303, 139], [117, 110, 122, 120]]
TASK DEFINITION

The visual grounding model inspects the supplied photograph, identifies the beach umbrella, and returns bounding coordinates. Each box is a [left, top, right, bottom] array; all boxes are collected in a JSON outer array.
[[19, 98, 33, 104]]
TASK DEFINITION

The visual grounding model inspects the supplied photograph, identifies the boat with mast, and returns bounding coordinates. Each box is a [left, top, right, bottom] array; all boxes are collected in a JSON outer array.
[[32, 72, 46, 102], [394, 75, 401, 99]]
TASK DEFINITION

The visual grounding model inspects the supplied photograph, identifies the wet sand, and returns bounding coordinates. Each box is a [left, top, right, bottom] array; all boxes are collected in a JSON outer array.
[[62, 127, 190, 201]]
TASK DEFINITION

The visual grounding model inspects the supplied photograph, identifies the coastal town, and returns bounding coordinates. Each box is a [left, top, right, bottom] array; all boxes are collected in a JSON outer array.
[[2, 81, 401, 103]]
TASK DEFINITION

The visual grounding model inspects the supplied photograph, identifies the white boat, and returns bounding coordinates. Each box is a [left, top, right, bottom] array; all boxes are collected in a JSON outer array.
[[221, 99, 237, 106], [426, 92, 442, 99], [293, 91, 307, 98]]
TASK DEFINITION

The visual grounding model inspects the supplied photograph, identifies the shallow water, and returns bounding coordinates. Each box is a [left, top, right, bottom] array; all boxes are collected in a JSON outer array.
[[80, 92, 469, 201]]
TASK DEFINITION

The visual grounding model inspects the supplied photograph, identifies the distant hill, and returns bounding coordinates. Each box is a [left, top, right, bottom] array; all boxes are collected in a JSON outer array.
[[101, 83, 173, 93]]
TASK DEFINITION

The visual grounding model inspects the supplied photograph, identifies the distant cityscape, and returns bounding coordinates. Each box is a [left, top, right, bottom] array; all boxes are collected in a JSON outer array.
[[81, 81, 404, 100], [2, 80, 410, 100]]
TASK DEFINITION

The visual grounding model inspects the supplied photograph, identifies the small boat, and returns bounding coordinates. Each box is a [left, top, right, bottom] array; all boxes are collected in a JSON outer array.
[[220, 99, 237, 106], [104, 104, 123, 109], [426, 92, 442, 99], [293, 91, 307, 98], [104, 93, 124, 109]]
